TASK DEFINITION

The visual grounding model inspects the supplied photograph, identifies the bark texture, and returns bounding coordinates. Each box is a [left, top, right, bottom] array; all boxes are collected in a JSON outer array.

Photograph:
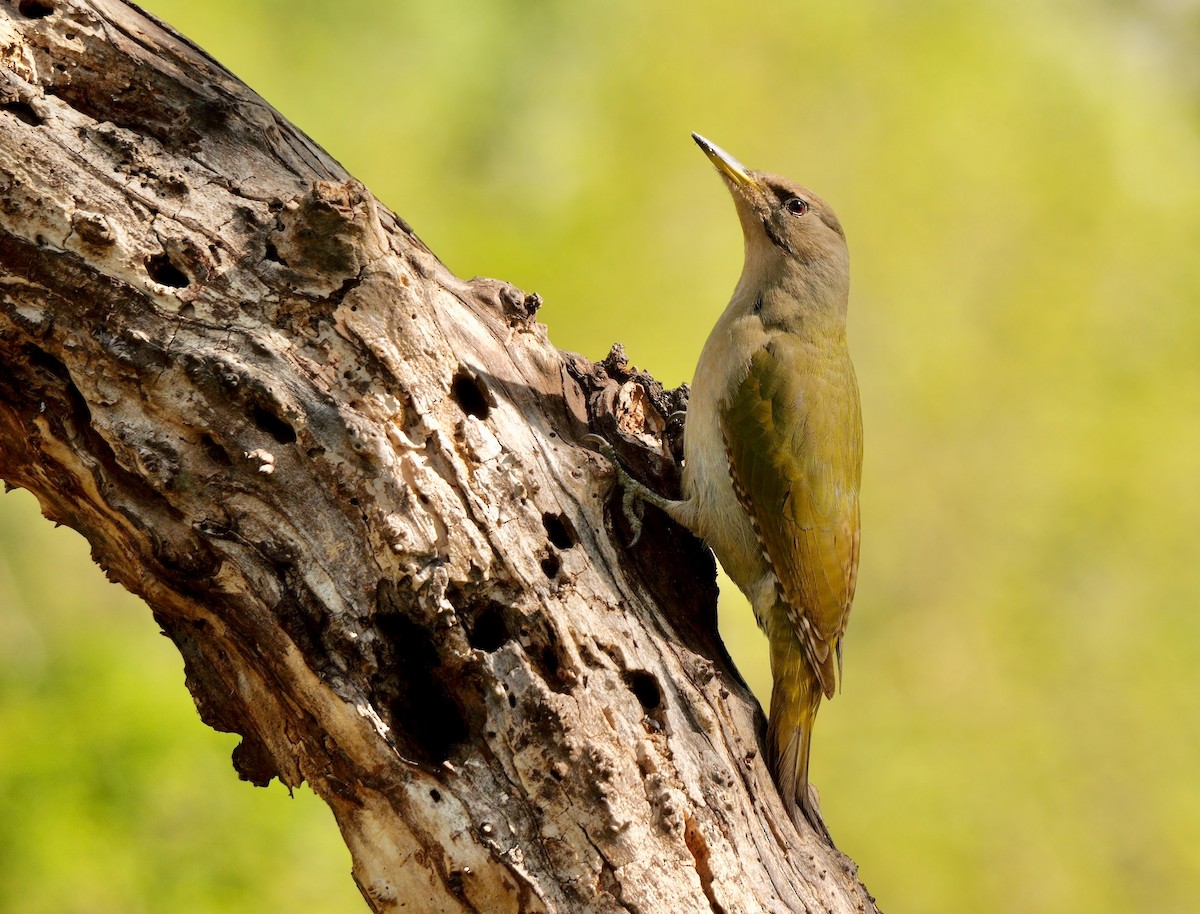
[[0, 2, 881, 912]]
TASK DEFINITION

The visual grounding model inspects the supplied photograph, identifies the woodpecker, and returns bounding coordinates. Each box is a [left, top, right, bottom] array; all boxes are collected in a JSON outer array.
[[592, 133, 862, 842]]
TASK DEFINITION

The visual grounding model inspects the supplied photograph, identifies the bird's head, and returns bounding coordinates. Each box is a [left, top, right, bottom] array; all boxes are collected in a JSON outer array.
[[693, 133, 849, 313]]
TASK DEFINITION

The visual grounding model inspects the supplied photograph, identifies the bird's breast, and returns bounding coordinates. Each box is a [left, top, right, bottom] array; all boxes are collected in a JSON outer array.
[[681, 314, 774, 597]]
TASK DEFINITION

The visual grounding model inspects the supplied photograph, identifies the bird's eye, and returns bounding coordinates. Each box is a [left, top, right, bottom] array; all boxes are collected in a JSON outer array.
[[783, 197, 809, 216]]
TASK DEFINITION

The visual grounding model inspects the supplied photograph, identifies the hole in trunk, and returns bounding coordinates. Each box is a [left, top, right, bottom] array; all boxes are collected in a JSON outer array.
[[249, 403, 296, 444], [147, 252, 189, 288], [467, 602, 511, 653], [451, 370, 490, 420], [1, 101, 42, 126], [541, 512, 577, 550], [18, 0, 54, 18], [377, 613, 468, 764]]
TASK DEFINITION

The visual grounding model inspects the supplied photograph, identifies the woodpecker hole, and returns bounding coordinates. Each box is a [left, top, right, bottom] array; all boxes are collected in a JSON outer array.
[[201, 434, 232, 467], [540, 552, 561, 580], [23, 345, 90, 427], [467, 602, 511, 653], [147, 252, 189, 288], [377, 612, 468, 764], [539, 643, 563, 685], [249, 403, 296, 444], [451, 369, 490, 420], [18, 0, 54, 18], [523, 620, 574, 695], [625, 670, 664, 714], [264, 239, 286, 265], [2, 101, 42, 126], [542, 512, 577, 550]]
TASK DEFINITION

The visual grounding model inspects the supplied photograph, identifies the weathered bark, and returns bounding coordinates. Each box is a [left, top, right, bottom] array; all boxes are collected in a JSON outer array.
[[0, 2, 880, 912]]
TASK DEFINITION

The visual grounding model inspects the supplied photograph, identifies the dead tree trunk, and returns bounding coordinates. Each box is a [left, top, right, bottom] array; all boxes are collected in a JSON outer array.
[[0, 2, 880, 912]]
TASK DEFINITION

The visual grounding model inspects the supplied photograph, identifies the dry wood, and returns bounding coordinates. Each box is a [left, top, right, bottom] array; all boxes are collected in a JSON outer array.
[[0, 2, 881, 911]]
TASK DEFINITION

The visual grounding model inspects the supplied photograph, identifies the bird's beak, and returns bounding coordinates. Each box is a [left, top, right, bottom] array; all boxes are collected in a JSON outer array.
[[692, 133, 759, 191]]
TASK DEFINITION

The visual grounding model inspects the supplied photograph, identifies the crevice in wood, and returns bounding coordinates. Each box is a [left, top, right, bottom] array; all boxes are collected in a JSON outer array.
[[1, 99, 42, 126], [375, 609, 470, 765], [684, 816, 727, 914]]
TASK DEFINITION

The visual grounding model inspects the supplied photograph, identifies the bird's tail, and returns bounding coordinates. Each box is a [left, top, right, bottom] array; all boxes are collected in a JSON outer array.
[[765, 625, 831, 843]]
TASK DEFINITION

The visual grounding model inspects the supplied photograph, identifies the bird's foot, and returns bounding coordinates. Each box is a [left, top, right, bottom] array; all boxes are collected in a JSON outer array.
[[583, 434, 671, 547]]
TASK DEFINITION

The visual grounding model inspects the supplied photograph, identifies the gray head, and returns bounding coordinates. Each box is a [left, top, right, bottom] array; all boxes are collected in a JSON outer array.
[[693, 133, 849, 310]]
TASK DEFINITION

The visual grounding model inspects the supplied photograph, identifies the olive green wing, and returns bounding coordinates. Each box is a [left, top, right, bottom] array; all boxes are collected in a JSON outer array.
[[720, 339, 862, 696]]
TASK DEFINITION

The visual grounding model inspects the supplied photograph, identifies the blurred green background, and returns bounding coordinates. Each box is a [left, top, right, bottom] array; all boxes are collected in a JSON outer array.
[[2, 0, 1199, 911]]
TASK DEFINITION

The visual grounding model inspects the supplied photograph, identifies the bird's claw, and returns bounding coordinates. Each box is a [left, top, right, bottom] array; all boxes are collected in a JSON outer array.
[[581, 434, 617, 465], [583, 433, 649, 547], [621, 488, 646, 547]]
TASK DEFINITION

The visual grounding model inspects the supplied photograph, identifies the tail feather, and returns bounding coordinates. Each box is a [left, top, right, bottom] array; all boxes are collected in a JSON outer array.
[[766, 628, 832, 844]]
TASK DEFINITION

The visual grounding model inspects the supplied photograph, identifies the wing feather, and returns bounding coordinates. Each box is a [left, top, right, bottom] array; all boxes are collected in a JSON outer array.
[[720, 337, 862, 696]]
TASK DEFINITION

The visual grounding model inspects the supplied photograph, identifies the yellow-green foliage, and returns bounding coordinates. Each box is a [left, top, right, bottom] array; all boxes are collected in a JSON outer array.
[[2, 2, 1197, 912]]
